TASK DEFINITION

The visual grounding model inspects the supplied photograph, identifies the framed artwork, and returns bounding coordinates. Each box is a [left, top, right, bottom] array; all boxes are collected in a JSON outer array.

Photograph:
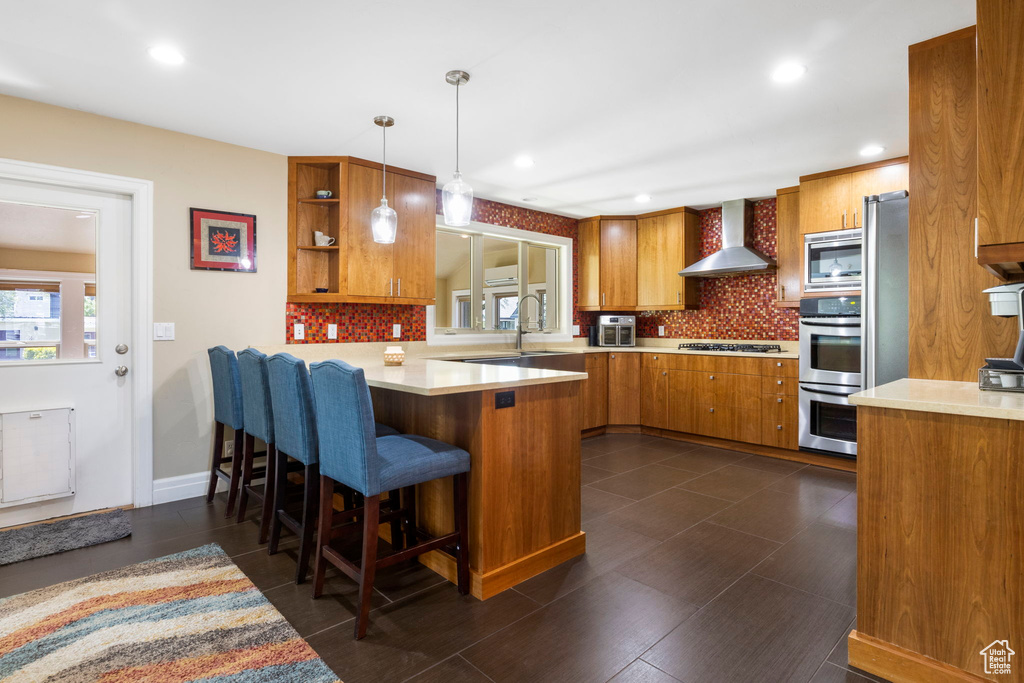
[[190, 208, 257, 272]]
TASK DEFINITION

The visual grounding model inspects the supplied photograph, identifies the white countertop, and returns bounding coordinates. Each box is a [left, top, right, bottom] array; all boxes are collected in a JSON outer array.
[[540, 345, 799, 360], [253, 343, 588, 396], [851, 378, 1024, 421]]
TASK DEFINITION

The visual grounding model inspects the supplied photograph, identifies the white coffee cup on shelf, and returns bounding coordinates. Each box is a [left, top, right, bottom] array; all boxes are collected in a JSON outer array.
[[313, 231, 336, 246]]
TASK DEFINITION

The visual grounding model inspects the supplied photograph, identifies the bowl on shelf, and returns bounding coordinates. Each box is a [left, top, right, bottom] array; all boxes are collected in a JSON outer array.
[[315, 190, 332, 199], [314, 287, 329, 293]]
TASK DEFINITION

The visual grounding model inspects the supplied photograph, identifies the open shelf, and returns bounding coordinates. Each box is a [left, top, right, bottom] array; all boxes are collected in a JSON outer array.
[[296, 245, 340, 251], [297, 198, 341, 205]]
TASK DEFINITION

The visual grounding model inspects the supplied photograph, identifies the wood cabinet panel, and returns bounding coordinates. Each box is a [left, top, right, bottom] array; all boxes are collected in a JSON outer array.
[[977, 0, 1024, 248], [761, 395, 798, 449], [641, 355, 670, 429], [390, 172, 437, 301], [578, 220, 601, 309], [581, 353, 608, 430], [670, 354, 766, 376], [600, 219, 637, 309], [607, 352, 641, 424], [855, 406, 1024, 680], [707, 372, 761, 410], [761, 376, 798, 396], [701, 405, 762, 443], [762, 358, 799, 378], [908, 27, 1017, 381], [667, 371, 701, 434], [800, 173, 852, 234], [346, 163, 395, 298], [776, 187, 802, 303], [636, 211, 700, 309], [848, 164, 909, 229]]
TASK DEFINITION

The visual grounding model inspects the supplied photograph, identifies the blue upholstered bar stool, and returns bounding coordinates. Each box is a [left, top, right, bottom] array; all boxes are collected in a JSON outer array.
[[236, 348, 277, 540], [265, 353, 400, 584], [309, 359, 471, 640], [206, 346, 245, 517]]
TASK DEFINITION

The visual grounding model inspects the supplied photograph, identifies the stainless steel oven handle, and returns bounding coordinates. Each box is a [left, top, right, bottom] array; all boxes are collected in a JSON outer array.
[[798, 321, 861, 328], [799, 385, 858, 398]]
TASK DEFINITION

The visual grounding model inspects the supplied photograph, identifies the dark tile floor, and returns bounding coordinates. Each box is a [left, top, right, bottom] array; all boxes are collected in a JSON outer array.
[[0, 434, 883, 682]]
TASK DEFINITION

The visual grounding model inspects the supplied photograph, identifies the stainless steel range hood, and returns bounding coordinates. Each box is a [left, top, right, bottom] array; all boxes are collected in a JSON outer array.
[[679, 199, 776, 277]]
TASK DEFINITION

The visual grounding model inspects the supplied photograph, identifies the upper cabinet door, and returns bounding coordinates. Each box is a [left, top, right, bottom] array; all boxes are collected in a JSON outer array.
[[346, 163, 395, 298], [799, 174, 852, 234], [776, 188, 801, 302], [577, 219, 601, 309], [977, 0, 1024, 247], [848, 164, 909, 229], [637, 213, 681, 308], [600, 219, 637, 308], [390, 172, 436, 301]]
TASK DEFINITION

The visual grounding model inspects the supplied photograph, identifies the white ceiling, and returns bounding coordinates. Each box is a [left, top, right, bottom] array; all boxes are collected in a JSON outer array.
[[0, 0, 974, 217], [0, 201, 96, 254]]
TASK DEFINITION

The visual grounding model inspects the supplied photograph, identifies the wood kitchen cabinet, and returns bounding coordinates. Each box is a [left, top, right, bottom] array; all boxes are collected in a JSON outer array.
[[288, 156, 436, 304], [640, 353, 672, 429], [578, 219, 601, 309], [581, 353, 608, 430], [599, 219, 637, 309], [607, 352, 640, 424], [799, 160, 909, 235], [761, 395, 798, 450], [976, 0, 1024, 277], [636, 209, 700, 310], [775, 186, 801, 304]]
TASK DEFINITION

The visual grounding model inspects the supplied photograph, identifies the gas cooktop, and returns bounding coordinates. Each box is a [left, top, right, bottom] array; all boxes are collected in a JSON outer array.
[[677, 343, 783, 354]]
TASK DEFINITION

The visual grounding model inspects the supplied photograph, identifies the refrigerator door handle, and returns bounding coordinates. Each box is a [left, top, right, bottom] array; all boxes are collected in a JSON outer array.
[[863, 196, 877, 391]]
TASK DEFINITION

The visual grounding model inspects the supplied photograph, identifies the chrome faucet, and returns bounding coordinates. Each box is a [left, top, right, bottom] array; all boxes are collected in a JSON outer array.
[[516, 294, 542, 351]]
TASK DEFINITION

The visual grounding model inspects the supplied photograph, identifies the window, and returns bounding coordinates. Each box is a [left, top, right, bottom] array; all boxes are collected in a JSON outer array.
[[432, 222, 570, 338], [0, 282, 61, 361]]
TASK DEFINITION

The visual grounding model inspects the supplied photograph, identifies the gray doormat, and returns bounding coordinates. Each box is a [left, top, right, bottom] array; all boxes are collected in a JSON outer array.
[[0, 509, 132, 566]]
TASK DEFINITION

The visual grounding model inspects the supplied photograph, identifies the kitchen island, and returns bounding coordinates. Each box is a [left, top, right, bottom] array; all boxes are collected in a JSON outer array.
[[254, 343, 588, 600], [849, 379, 1024, 682]]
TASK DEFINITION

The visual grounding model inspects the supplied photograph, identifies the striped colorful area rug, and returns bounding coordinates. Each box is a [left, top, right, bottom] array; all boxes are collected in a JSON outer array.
[[0, 544, 341, 682]]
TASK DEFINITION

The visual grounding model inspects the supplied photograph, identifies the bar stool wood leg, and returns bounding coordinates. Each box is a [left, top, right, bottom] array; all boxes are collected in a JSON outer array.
[[268, 449, 289, 556], [355, 495, 380, 640], [224, 430, 244, 517], [403, 485, 417, 549], [236, 433, 256, 523], [453, 473, 470, 595], [296, 463, 320, 584], [388, 490, 403, 552], [257, 445, 276, 544], [312, 474, 335, 599], [206, 422, 225, 503]]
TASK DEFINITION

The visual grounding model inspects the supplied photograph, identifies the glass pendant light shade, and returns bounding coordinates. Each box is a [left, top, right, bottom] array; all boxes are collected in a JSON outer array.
[[442, 171, 473, 226], [371, 115, 397, 244], [371, 198, 397, 243]]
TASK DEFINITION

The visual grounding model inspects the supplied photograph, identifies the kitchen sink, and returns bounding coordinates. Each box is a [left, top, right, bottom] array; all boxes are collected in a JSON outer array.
[[455, 351, 584, 372]]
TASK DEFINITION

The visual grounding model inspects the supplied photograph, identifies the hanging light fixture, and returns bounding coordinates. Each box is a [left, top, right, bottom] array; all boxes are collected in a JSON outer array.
[[370, 115, 398, 244], [442, 70, 473, 227]]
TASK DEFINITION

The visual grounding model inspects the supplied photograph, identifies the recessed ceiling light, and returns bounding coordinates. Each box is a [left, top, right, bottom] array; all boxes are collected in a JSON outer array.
[[521, 197, 538, 202], [771, 62, 806, 84], [460, 233, 470, 239], [75, 213, 92, 219], [635, 194, 652, 203], [514, 155, 534, 168], [860, 144, 886, 157], [148, 45, 185, 66]]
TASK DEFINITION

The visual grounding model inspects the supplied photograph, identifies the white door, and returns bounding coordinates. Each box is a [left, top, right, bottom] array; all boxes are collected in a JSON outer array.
[[0, 178, 134, 528]]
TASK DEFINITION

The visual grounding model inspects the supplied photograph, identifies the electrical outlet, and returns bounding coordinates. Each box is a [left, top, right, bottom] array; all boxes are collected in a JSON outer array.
[[495, 391, 516, 409], [327, 324, 338, 340], [392, 324, 401, 339], [572, 324, 580, 336], [224, 439, 234, 459], [659, 325, 665, 337], [293, 323, 304, 340]]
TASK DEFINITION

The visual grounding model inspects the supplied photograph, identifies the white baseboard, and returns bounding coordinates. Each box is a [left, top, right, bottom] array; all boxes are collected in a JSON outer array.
[[152, 471, 225, 505]]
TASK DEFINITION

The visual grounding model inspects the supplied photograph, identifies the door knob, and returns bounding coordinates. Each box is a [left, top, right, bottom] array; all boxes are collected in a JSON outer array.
[[115, 344, 129, 354], [115, 366, 129, 377]]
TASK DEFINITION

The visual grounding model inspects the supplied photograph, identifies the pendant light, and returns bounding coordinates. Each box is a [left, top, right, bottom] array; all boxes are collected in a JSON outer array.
[[442, 70, 473, 227], [370, 115, 397, 244]]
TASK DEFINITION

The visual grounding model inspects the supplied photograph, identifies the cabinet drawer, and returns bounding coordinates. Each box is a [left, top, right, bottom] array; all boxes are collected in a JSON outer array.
[[761, 394, 798, 450], [762, 358, 798, 378], [700, 405, 762, 444], [761, 376, 798, 396], [671, 355, 765, 375], [642, 353, 674, 370]]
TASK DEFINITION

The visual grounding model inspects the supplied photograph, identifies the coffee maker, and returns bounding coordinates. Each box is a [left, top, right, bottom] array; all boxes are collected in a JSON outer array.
[[979, 283, 1024, 391]]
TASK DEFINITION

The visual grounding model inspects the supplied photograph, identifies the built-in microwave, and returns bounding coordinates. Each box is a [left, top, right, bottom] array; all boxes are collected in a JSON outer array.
[[597, 315, 635, 347], [804, 228, 862, 292]]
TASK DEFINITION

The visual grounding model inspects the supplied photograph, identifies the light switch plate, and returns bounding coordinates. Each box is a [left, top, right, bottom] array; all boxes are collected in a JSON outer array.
[[153, 323, 175, 341], [659, 325, 665, 337], [572, 324, 580, 336], [327, 324, 338, 340], [293, 323, 304, 341], [392, 324, 401, 339]]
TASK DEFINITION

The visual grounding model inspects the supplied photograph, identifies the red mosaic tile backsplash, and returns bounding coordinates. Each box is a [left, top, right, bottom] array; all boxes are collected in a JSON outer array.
[[286, 194, 798, 344], [632, 199, 799, 341]]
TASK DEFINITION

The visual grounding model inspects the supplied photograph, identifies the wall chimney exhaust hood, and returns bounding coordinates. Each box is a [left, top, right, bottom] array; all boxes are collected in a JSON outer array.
[[679, 199, 776, 277]]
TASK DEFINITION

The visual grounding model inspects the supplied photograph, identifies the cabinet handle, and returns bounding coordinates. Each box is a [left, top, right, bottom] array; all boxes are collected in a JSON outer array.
[[677, 291, 681, 304], [777, 398, 783, 403], [777, 380, 783, 385], [397, 278, 401, 297], [776, 362, 783, 367], [974, 217, 979, 258], [779, 284, 785, 300], [611, 354, 615, 359], [709, 408, 715, 413], [662, 371, 667, 376], [842, 210, 847, 229], [653, 356, 658, 360], [777, 425, 783, 430], [853, 210, 859, 229], [388, 278, 393, 296], [709, 375, 715, 380]]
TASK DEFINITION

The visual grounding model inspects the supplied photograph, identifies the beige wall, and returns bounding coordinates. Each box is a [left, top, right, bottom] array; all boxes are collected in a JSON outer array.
[[0, 248, 95, 273], [0, 94, 287, 480]]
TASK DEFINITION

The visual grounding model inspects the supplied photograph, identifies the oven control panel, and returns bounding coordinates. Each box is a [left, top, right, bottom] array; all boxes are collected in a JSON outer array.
[[799, 296, 861, 317]]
